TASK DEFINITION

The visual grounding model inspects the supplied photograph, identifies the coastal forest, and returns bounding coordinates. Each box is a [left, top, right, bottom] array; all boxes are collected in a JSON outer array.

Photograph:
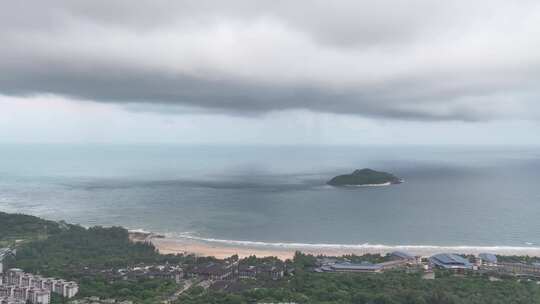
[[2, 212, 540, 304]]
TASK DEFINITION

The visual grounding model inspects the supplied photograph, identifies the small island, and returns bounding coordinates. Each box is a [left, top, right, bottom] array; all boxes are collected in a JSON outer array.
[[327, 168, 403, 186]]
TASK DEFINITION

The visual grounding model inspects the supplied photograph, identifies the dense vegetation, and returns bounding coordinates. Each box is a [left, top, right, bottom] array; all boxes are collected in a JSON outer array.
[[177, 270, 540, 304], [3, 212, 540, 303], [0, 212, 62, 246], [327, 168, 402, 186], [2, 213, 184, 303], [76, 277, 177, 304], [12, 225, 160, 278], [177, 252, 540, 304], [13, 226, 190, 303]]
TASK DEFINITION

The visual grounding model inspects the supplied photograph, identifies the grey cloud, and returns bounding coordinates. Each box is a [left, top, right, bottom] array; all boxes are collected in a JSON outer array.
[[1, 0, 539, 121]]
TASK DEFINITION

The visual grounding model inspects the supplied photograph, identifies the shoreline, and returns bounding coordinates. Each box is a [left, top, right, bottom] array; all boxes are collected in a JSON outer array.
[[129, 231, 540, 259]]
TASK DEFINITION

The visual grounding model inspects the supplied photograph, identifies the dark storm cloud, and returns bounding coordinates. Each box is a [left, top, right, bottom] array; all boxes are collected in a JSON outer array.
[[1, 0, 539, 120]]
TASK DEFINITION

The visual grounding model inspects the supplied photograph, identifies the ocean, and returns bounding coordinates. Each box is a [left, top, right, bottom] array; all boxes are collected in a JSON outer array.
[[1, 144, 540, 249]]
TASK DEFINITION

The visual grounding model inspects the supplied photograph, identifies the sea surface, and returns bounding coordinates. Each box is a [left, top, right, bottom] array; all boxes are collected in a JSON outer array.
[[1, 144, 540, 249]]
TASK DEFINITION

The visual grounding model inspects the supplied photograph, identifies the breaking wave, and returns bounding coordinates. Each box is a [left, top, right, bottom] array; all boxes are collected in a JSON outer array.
[[166, 232, 540, 254]]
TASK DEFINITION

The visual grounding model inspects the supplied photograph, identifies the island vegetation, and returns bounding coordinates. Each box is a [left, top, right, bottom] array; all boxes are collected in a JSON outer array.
[[327, 168, 402, 186]]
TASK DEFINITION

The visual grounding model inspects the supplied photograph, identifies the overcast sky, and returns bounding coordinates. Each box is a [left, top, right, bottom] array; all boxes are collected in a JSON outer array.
[[1, 0, 539, 144]]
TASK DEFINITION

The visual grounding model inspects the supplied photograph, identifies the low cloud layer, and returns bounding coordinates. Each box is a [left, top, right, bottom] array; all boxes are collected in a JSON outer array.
[[1, 0, 539, 121]]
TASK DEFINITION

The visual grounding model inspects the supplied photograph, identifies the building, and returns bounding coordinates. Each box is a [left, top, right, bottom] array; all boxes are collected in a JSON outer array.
[[0, 286, 14, 298], [257, 264, 284, 280], [321, 262, 384, 273], [390, 251, 417, 262], [0, 249, 8, 274], [53, 280, 66, 295], [63, 282, 79, 298], [377, 259, 412, 270], [28, 288, 50, 304], [317, 251, 417, 274], [0, 286, 49, 304], [5, 269, 23, 286], [0, 248, 16, 274], [429, 253, 473, 271], [11, 288, 27, 301], [54, 280, 81, 298], [495, 262, 540, 278], [237, 261, 285, 280], [189, 262, 236, 281], [31, 276, 44, 289], [42, 279, 56, 293], [1, 268, 78, 302], [237, 265, 257, 279], [0, 297, 25, 304], [21, 274, 35, 287], [478, 253, 498, 266], [381, 251, 420, 269]]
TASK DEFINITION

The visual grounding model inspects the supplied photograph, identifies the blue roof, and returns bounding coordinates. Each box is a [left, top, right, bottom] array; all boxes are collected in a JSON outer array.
[[391, 251, 415, 260], [479, 253, 497, 263], [429, 253, 472, 269]]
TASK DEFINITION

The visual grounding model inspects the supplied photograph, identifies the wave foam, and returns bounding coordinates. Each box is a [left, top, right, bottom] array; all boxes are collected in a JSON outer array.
[[128, 228, 153, 234], [170, 232, 540, 253]]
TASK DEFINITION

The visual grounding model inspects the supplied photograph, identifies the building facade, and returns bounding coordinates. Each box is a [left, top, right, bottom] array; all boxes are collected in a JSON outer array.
[[1, 268, 79, 304]]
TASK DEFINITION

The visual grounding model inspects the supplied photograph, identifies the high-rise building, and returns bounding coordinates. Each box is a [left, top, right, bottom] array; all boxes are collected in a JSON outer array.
[[0, 268, 76, 304]]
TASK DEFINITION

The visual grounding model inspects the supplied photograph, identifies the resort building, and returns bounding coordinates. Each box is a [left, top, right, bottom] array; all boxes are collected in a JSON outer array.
[[321, 261, 384, 273], [429, 253, 473, 271], [237, 265, 257, 279], [237, 263, 285, 280], [390, 251, 418, 262], [317, 250, 418, 273], [495, 262, 540, 278], [477, 253, 497, 267], [189, 262, 237, 281], [478, 253, 498, 266], [258, 264, 285, 280]]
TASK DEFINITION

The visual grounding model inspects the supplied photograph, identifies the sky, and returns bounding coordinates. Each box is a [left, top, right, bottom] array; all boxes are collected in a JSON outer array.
[[1, 0, 539, 145]]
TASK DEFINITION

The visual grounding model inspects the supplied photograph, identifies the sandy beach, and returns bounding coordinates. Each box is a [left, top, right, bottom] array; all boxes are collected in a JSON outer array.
[[130, 232, 540, 259]]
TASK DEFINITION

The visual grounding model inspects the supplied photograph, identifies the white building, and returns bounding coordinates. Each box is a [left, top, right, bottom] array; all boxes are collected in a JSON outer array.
[[63, 282, 79, 298], [28, 288, 50, 304], [0, 268, 78, 303], [42, 279, 56, 293], [0, 286, 14, 298], [0, 248, 11, 274], [5, 269, 23, 286], [53, 280, 66, 295], [0, 297, 26, 304]]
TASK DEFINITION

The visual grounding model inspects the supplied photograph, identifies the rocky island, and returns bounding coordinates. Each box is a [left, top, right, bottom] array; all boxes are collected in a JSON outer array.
[[327, 168, 403, 186]]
